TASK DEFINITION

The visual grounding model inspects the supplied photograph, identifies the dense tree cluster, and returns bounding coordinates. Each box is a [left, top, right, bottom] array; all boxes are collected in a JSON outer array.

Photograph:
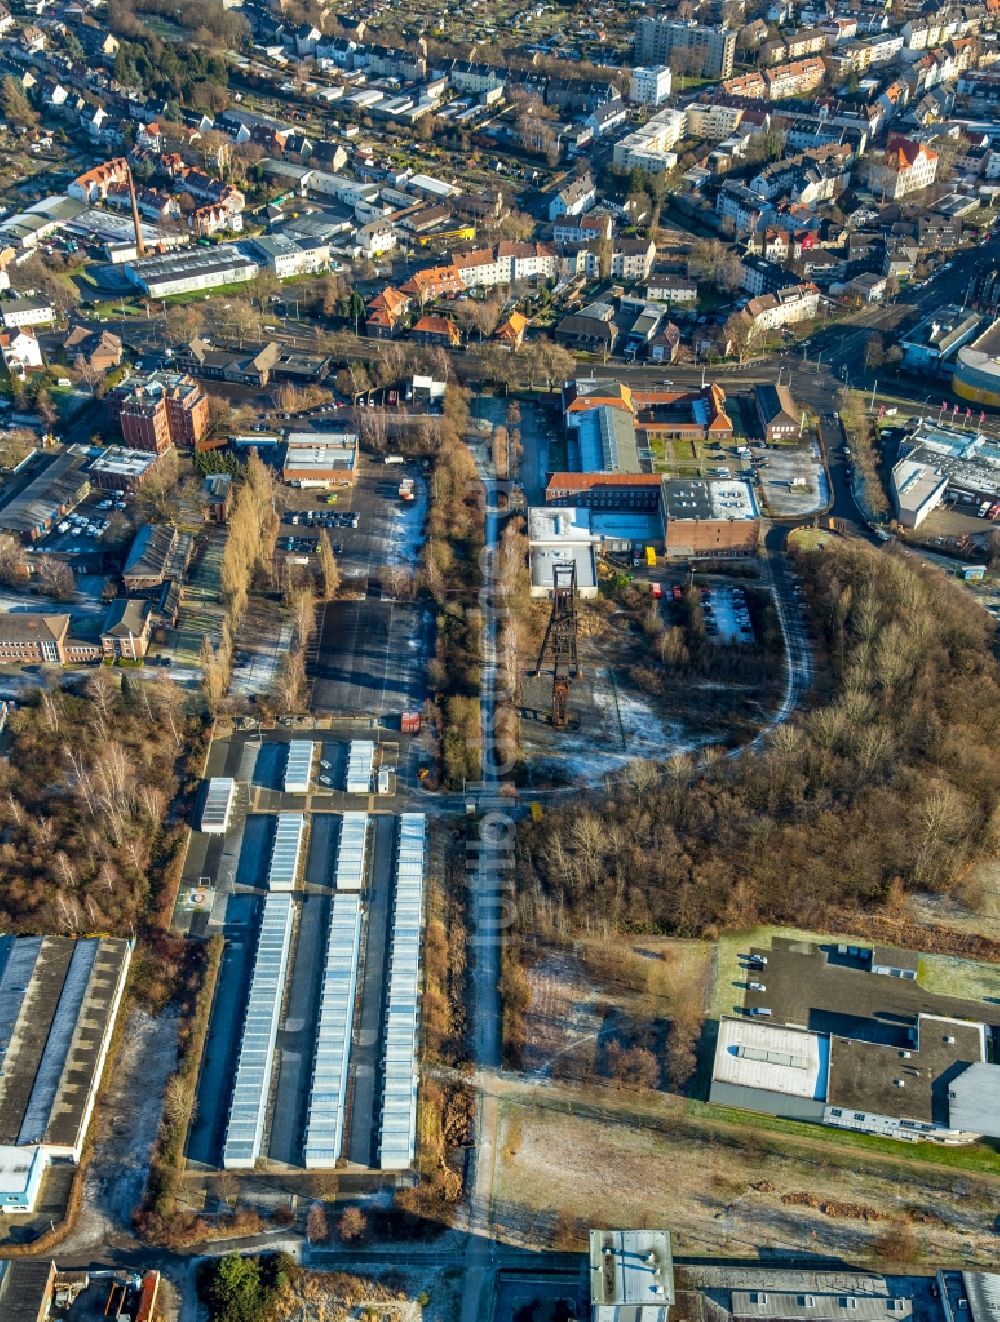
[[0, 676, 196, 932], [518, 543, 1000, 936]]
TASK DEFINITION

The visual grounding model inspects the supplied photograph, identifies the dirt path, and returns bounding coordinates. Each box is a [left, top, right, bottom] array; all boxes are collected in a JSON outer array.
[[59, 1007, 181, 1255]]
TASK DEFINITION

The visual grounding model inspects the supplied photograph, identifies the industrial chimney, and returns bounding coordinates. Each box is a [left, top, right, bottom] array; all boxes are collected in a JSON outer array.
[[127, 166, 145, 260]]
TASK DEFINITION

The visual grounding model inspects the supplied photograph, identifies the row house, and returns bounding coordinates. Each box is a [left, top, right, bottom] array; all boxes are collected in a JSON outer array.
[[553, 212, 614, 246], [722, 71, 768, 99], [866, 135, 938, 199], [67, 156, 129, 203], [106, 183, 180, 223], [192, 202, 242, 236], [749, 144, 852, 200], [717, 181, 772, 232], [740, 282, 820, 333], [765, 56, 827, 98], [835, 32, 905, 73], [400, 264, 465, 304]]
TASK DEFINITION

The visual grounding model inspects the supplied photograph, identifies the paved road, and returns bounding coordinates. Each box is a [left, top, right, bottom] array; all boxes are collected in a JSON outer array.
[[460, 443, 505, 1322]]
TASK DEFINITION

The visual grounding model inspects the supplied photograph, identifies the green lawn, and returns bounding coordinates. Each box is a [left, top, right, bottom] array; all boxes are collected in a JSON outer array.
[[690, 1099, 1000, 1175]]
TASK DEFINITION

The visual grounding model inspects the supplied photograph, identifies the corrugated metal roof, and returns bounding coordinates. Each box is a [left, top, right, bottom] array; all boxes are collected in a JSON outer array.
[[346, 740, 374, 795], [303, 893, 362, 1169], [283, 741, 314, 793], [334, 813, 369, 891], [267, 813, 305, 891], [222, 895, 294, 1169], [379, 814, 426, 1171], [201, 777, 235, 833]]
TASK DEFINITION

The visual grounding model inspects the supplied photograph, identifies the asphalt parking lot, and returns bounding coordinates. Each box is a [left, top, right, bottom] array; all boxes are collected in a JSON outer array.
[[275, 460, 432, 717]]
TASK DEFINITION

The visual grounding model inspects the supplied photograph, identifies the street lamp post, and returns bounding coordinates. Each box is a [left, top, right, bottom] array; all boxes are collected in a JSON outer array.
[[870, 378, 878, 412]]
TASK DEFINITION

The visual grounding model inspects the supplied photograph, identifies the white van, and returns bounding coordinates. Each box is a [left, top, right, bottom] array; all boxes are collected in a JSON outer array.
[[384, 455, 405, 465]]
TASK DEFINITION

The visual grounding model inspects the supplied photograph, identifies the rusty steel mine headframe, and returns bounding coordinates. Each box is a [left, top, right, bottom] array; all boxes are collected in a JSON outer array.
[[534, 561, 580, 728]]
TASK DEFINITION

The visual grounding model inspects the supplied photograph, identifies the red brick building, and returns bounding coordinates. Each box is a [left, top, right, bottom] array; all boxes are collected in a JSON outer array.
[[113, 372, 210, 453]]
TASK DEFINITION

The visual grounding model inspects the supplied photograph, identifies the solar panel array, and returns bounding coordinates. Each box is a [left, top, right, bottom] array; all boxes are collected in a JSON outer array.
[[334, 812, 369, 891], [379, 813, 426, 1171], [283, 740, 314, 793], [267, 812, 305, 891], [346, 740, 375, 794], [222, 894, 294, 1169], [303, 893, 362, 1168], [201, 777, 235, 833]]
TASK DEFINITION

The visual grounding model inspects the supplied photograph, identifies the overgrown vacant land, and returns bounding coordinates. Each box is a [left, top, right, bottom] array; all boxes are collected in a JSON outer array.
[[493, 1095, 999, 1266], [518, 541, 1000, 935], [0, 675, 201, 940]]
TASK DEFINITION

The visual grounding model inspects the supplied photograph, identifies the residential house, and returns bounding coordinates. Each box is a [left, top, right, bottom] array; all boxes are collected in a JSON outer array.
[[741, 282, 820, 334], [412, 314, 461, 347], [646, 273, 698, 305], [495, 311, 528, 349], [0, 297, 55, 328], [100, 598, 152, 661], [365, 286, 411, 337], [202, 473, 233, 523], [717, 181, 771, 232], [401, 264, 464, 304], [553, 213, 614, 246], [649, 322, 681, 363], [613, 238, 657, 282], [555, 301, 617, 352], [358, 222, 396, 258], [67, 157, 130, 203], [754, 382, 801, 440], [587, 98, 628, 138], [64, 326, 123, 373], [0, 327, 43, 377], [548, 172, 596, 221]]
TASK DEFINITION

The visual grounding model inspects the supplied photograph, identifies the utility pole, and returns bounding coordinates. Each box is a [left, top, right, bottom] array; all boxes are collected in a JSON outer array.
[[870, 378, 878, 412]]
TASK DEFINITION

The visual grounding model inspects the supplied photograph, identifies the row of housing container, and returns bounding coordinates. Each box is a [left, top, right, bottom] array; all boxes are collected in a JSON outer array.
[[303, 892, 363, 1168], [302, 811, 370, 1167], [267, 812, 306, 891], [379, 813, 427, 1171], [222, 894, 295, 1169], [283, 740, 315, 794], [346, 740, 375, 795]]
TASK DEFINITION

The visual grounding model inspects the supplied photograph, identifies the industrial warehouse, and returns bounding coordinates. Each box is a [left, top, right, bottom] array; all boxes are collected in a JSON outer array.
[[185, 730, 427, 1178], [0, 936, 132, 1214], [709, 939, 1000, 1144]]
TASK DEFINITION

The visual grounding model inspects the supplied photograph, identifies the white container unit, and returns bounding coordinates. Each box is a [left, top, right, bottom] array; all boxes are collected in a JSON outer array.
[[267, 812, 305, 891], [333, 812, 369, 891], [283, 740, 315, 794], [345, 740, 375, 795]]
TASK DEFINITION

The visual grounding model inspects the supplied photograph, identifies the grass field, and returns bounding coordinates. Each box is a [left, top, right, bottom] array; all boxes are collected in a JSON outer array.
[[690, 1100, 1000, 1175]]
